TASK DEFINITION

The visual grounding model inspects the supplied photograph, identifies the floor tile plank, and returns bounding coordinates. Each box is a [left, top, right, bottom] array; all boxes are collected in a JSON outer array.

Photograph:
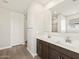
[[0, 45, 41, 59]]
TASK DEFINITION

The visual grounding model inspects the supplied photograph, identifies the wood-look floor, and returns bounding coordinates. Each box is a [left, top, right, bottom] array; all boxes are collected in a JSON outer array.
[[0, 45, 41, 59]]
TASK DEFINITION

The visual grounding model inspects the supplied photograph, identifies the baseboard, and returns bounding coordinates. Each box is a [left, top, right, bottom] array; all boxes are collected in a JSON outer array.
[[0, 46, 12, 50], [21, 42, 25, 45], [27, 48, 37, 58], [11, 42, 25, 47]]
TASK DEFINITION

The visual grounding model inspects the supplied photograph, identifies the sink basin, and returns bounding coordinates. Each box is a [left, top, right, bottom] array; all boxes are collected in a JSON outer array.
[[48, 35, 79, 48], [49, 36, 66, 43], [57, 39, 79, 48]]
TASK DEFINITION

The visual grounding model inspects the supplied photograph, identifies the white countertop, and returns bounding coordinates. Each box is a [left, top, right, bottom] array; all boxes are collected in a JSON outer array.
[[37, 34, 79, 54]]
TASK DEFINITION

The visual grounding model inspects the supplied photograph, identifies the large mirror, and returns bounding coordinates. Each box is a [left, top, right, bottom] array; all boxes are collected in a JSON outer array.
[[51, 0, 79, 33]]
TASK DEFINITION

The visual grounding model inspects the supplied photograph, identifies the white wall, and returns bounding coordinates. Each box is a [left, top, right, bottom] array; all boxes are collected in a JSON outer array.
[[0, 8, 24, 49], [24, 15, 28, 41], [26, 2, 52, 57], [0, 8, 10, 49]]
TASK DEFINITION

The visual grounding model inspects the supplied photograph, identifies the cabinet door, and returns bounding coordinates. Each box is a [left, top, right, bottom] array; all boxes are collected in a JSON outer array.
[[37, 39, 42, 57], [61, 54, 73, 59], [48, 49, 61, 59], [37, 39, 48, 59], [42, 43, 48, 59]]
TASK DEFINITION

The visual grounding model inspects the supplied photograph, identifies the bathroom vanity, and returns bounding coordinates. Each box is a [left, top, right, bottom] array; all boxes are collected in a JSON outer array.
[[37, 39, 79, 59], [36, 0, 79, 59]]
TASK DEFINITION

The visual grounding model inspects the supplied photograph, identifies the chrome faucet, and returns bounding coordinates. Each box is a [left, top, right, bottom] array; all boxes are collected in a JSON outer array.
[[65, 36, 72, 43], [48, 35, 51, 38]]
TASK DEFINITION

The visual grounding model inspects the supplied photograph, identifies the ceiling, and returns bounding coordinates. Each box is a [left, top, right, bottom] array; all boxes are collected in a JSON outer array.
[[0, 0, 64, 14], [0, 0, 33, 14]]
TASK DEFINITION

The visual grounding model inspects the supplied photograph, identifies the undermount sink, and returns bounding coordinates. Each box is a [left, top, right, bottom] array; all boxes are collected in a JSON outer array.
[[49, 36, 66, 43], [57, 39, 79, 48], [49, 36, 79, 48]]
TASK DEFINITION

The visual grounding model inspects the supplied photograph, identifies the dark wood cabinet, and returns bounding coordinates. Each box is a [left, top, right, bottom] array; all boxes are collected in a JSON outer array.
[[37, 39, 48, 59], [61, 54, 72, 59], [37, 39, 42, 57], [37, 39, 79, 59], [48, 44, 72, 59], [41, 43, 48, 59], [48, 48, 60, 59], [48, 48, 72, 59]]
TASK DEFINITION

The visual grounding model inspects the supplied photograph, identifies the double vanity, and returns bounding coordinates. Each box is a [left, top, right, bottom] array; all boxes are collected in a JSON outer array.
[[36, 0, 79, 59], [37, 34, 79, 59]]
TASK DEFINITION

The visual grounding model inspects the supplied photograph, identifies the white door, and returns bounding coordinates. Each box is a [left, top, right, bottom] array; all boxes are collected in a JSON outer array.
[[10, 12, 24, 46]]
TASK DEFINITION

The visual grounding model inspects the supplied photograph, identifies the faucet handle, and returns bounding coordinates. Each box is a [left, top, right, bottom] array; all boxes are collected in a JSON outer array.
[[48, 35, 51, 38], [66, 37, 72, 43]]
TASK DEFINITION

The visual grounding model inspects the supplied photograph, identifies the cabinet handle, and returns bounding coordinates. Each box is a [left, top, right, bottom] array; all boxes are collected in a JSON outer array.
[[60, 56, 64, 59], [58, 56, 64, 59], [58, 56, 61, 59]]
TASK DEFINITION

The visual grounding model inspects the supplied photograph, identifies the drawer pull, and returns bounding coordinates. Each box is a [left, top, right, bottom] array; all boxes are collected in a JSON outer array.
[[58, 56, 61, 59], [60, 56, 64, 59]]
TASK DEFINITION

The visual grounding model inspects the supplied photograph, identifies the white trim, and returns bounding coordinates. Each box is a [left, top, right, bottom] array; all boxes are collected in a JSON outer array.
[[11, 41, 25, 47], [0, 46, 12, 50], [27, 48, 37, 58], [21, 42, 25, 44]]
